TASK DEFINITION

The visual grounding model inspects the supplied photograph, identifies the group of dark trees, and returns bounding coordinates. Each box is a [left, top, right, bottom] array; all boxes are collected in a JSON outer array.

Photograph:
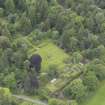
[[23, 54, 42, 93]]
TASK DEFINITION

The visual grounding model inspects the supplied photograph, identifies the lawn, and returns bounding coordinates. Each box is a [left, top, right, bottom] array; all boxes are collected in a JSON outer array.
[[15, 36, 69, 72], [30, 40, 69, 71], [83, 82, 105, 105]]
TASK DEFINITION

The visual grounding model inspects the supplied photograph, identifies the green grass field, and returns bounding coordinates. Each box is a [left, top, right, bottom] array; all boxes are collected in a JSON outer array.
[[28, 40, 69, 71], [83, 82, 105, 105], [15, 37, 69, 72], [36, 42, 69, 71]]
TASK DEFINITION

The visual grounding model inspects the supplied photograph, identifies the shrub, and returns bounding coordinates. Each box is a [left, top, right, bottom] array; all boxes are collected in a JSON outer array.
[[47, 65, 59, 80], [70, 100, 78, 105], [48, 98, 67, 105], [0, 8, 4, 17], [0, 36, 11, 49], [63, 78, 86, 102], [83, 71, 99, 91]]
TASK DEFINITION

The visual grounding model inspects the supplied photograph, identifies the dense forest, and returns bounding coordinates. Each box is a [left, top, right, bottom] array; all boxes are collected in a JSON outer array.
[[1, 0, 105, 105]]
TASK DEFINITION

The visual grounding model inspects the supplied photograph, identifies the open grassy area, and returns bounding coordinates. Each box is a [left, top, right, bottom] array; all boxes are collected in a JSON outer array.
[[29, 40, 69, 71], [15, 36, 69, 72], [83, 82, 105, 105], [36, 42, 69, 71]]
